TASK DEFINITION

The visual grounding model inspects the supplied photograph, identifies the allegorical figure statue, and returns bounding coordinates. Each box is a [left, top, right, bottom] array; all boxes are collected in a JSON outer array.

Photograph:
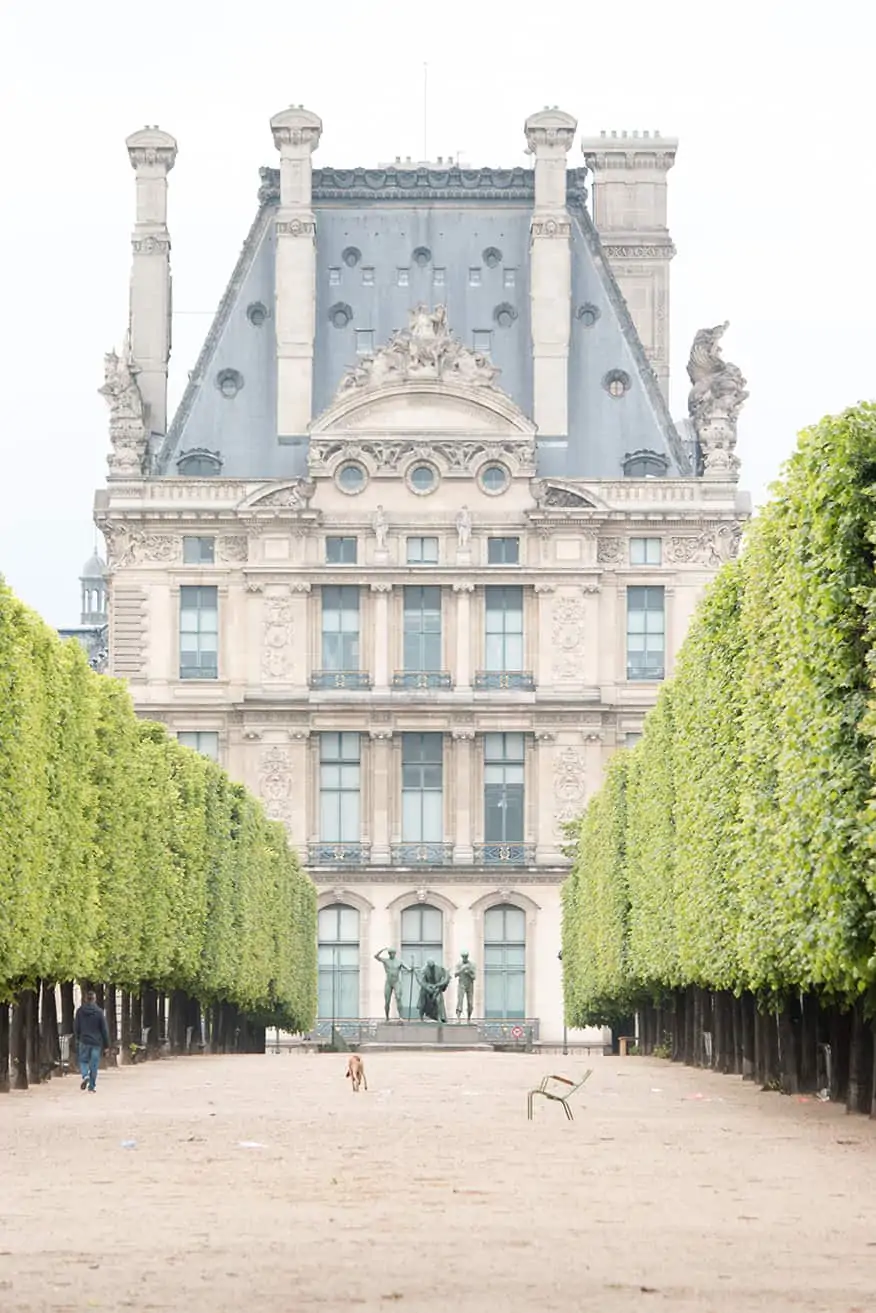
[[454, 951, 476, 1022], [373, 505, 389, 551], [455, 506, 472, 550], [374, 948, 412, 1021], [414, 959, 451, 1023]]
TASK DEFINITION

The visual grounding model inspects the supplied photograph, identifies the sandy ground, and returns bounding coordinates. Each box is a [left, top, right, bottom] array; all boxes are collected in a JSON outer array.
[[2, 1050, 876, 1312]]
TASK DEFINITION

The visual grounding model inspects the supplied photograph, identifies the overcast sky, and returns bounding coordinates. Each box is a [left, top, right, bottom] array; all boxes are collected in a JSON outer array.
[[1, 1, 873, 627]]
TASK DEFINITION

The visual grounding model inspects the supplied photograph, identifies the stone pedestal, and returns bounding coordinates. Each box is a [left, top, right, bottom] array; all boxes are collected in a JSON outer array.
[[373, 1022, 481, 1045]]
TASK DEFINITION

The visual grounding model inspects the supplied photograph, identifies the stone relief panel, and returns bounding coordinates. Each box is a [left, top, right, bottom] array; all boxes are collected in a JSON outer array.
[[259, 746, 293, 826], [217, 536, 248, 563], [553, 747, 588, 837], [261, 587, 294, 681], [104, 528, 181, 568], [597, 537, 625, 566], [551, 592, 586, 684], [665, 524, 741, 566]]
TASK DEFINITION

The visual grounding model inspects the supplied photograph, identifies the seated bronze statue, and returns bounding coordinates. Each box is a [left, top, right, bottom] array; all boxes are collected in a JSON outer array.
[[414, 960, 451, 1022]]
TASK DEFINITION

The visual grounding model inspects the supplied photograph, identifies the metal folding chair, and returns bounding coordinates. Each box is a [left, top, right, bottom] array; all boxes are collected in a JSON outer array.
[[527, 1069, 593, 1121]]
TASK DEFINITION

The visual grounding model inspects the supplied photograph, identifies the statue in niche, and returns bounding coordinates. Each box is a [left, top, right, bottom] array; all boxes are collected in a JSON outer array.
[[414, 960, 451, 1022], [454, 951, 477, 1022], [455, 506, 472, 550], [374, 948, 413, 1021], [373, 505, 389, 551]]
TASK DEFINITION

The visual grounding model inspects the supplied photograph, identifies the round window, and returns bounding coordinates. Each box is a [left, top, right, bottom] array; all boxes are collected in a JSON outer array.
[[337, 463, 366, 493], [603, 369, 632, 398], [481, 464, 509, 494], [409, 464, 438, 493]]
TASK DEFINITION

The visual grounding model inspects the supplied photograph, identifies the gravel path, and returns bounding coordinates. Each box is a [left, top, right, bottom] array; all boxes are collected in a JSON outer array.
[[2, 1050, 875, 1311]]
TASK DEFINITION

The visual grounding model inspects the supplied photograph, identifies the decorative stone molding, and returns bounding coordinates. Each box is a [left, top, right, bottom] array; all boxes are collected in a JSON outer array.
[[245, 582, 265, 594], [276, 218, 317, 237], [597, 537, 625, 565], [451, 728, 476, 741], [241, 480, 316, 511], [553, 746, 587, 834], [262, 588, 293, 681], [126, 126, 178, 174], [308, 437, 536, 481], [217, 536, 248, 564], [584, 731, 605, 743], [368, 728, 394, 740], [259, 164, 590, 206], [665, 524, 742, 566], [687, 322, 748, 481], [335, 305, 499, 397], [530, 480, 598, 511], [289, 581, 312, 593], [131, 236, 170, 255], [370, 582, 393, 594], [581, 581, 601, 595], [533, 730, 556, 743], [452, 582, 476, 594], [551, 594, 586, 684], [530, 218, 571, 238], [602, 244, 676, 260], [258, 746, 293, 825], [533, 582, 556, 594], [243, 730, 262, 741], [104, 526, 181, 568], [289, 729, 311, 741]]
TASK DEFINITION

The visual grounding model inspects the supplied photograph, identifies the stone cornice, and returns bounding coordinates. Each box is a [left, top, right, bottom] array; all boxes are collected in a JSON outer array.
[[257, 164, 589, 206]]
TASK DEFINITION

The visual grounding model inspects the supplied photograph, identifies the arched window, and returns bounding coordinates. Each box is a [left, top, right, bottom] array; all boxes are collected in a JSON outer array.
[[317, 903, 360, 1020], [399, 904, 443, 1020], [177, 450, 223, 477], [484, 904, 525, 1019]]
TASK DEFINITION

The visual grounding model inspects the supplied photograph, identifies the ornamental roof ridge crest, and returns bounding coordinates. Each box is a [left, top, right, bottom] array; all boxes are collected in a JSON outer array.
[[334, 304, 500, 401]]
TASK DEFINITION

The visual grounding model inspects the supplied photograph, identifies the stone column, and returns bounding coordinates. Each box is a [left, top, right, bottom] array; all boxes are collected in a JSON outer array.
[[525, 107, 577, 438], [452, 582, 474, 690], [533, 730, 558, 860], [288, 582, 311, 688], [369, 730, 393, 864], [270, 104, 322, 438], [371, 583, 392, 690], [125, 126, 177, 437], [533, 582, 555, 690], [583, 730, 605, 801], [451, 729, 475, 863], [288, 730, 310, 864]]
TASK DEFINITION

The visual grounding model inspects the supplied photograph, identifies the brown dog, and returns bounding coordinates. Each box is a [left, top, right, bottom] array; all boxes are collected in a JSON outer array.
[[345, 1054, 367, 1092]]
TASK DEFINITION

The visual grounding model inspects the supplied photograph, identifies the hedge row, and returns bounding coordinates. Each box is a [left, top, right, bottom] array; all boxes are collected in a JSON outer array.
[[563, 404, 876, 1032], [0, 577, 317, 1031]]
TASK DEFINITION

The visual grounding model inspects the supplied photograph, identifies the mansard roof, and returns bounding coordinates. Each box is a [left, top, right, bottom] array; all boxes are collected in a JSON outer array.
[[156, 164, 688, 481]]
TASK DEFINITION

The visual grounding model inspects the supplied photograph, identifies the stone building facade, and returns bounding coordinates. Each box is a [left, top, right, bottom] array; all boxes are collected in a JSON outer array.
[[94, 106, 749, 1044]]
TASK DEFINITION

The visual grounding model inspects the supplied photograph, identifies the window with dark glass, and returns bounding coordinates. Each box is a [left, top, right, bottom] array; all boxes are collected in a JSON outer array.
[[402, 733, 443, 842], [626, 586, 665, 681], [487, 537, 519, 565], [179, 586, 218, 680], [319, 732, 361, 842], [321, 586, 360, 670], [326, 536, 357, 565], [403, 586, 442, 672], [183, 536, 215, 565], [484, 732, 525, 843], [484, 586, 523, 672]]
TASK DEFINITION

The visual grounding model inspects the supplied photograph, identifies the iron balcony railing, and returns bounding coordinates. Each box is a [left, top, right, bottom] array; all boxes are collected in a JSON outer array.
[[390, 842, 454, 866], [307, 842, 372, 867], [473, 842, 536, 866], [473, 671, 535, 691], [309, 670, 373, 690], [392, 671, 453, 690], [626, 664, 665, 682]]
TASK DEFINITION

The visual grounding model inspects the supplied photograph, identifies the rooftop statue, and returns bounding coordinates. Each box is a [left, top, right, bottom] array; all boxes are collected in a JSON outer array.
[[686, 321, 748, 480], [337, 304, 500, 397], [99, 335, 148, 477]]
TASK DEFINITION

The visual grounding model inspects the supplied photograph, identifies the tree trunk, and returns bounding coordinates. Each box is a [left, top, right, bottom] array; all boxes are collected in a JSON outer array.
[[798, 993, 819, 1093], [186, 996, 202, 1052], [684, 986, 695, 1065], [830, 1007, 851, 1104], [105, 987, 118, 1052], [741, 992, 755, 1080], [762, 1009, 781, 1089], [119, 990, 133, 1063], [0, 1004, 10, 1093], [847, 999, 872, 1115], [23, 988, 41, 1085], [671, 991, 684, 1062], [40, 981, 61, 1076], [60, 982, 75, 1038], [11, 998, 28, 1091], [753, 1005, 765, 1086], [141, 986, 159, 1055], [777, 999, 800, 1095]]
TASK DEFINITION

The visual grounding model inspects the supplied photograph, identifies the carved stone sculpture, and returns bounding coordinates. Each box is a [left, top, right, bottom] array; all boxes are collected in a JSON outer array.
[[686, 322, 748, 481], [456, 506, 472, 550], [336, 304, 500, 397], [99, 337, 149, 477], [373, 505, 389, 551], [454, 952, 476, 1022]]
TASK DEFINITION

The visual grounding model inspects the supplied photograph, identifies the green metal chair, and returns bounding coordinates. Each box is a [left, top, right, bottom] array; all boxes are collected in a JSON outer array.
[[527, 1069, 593, 1121]]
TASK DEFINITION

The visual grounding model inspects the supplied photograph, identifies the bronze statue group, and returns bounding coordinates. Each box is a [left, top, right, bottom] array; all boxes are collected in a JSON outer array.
[[375, 947, 476, 1023]]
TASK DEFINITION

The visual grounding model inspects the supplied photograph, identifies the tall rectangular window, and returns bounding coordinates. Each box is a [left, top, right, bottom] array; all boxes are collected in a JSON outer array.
[[326, 536, 357, 565], [355, 329, 374, 355], [485, 586, 523, 672], [321, 586, 359, 671], [177, 731, 219, 761], [183, 536, 215, 564], [403, 586, 442, 672], [402, 733, 443, 842], [319, 733, 361, 842], [179, 586, 218, 680], [484, 733, 525, 843], [627, 586, 665, 681], [487, 537, 519, 565], [473, 329, 492, 356], [406, 536, 439, 565], [630, 537, 662, 566]]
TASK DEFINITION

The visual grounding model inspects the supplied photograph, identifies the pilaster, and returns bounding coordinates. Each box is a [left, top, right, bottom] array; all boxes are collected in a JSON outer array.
[[525, 107, 576, 437], [451, 729, 475, 863], [369, 729, 393, 863], [270, 104, 322, 437], [125, 126, 177, 436], [452, 582, 474, 690], [288, 729, 311, 861], [370, 583, 392, 690]]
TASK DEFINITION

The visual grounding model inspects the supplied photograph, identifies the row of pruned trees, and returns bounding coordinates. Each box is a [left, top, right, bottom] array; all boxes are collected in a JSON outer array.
[[0, 579, 317, 1091], [562, 404, 876, 1112]]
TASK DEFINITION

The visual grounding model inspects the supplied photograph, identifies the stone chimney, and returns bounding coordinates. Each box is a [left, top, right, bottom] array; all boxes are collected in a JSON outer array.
[[524, 107, 577, 439], [125, 126, 177, 437], [270, 104, 323, 439], [580, 130, 677, 400]]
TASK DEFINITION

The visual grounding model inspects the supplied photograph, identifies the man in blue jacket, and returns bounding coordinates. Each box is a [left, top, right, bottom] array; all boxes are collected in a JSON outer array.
[[74, 990, 110, 1093]]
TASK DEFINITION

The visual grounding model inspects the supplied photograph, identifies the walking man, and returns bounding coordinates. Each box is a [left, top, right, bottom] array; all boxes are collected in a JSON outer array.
[[74, 990, 109, 1093]]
